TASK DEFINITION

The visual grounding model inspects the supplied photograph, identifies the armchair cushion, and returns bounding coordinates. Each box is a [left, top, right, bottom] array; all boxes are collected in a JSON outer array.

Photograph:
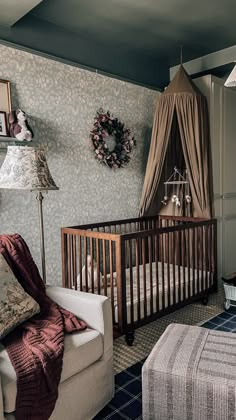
[[61, 328, 103, 383]]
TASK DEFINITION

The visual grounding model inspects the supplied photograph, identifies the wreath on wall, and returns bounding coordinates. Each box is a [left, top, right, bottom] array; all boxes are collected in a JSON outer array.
[[90, 109, 136, 169]]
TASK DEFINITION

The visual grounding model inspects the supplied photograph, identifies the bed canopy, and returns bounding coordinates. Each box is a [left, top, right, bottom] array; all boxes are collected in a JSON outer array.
[[139, 65, 213, 218]]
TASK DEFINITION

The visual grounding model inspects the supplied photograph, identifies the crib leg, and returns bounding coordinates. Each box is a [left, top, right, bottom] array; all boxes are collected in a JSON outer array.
[[202, 293, 209, 306], [125, 331, 135, 346]]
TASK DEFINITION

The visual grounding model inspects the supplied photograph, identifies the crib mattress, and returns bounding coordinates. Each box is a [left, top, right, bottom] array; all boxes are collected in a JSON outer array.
[[105, 261, 210, 324]]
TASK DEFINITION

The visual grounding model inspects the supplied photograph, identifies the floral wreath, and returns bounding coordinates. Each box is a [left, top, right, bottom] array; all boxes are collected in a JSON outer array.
[[90, 109, 136, 169]]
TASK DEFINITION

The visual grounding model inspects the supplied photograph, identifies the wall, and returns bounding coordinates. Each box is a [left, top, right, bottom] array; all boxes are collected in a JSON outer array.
[[0, 44, 158, 285]]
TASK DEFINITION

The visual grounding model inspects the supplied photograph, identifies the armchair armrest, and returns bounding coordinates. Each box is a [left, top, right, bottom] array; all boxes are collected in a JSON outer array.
[[46, 286, 113, 357], [0, 376, 4, 420]]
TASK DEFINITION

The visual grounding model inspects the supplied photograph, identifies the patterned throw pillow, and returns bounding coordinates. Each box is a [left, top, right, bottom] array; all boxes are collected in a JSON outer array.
[[0, 253, 40, 339]]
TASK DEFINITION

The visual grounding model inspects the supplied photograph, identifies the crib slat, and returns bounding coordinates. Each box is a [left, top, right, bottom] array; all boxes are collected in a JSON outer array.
[[129, 240, 134, 325], [177, 230, 181, 302], [205, 226, 208, 290], [84, 237, 88, 292], [61, 232, 68, 288], [135, 238, 141, 321], [72, 235, 77, 290], [209, 224, 213, 287], [201, 226, 204, 292], [67, 234, 72, 289], [167, 230, 170, 307], [213, 222, 217, 287], [103, 239, 107, 296], [161, 234, 165, 310], [142, 237, 147, 318], [148, 235, 153, 314], [109, 240, 115, 323], [78, 236, 83, 291]]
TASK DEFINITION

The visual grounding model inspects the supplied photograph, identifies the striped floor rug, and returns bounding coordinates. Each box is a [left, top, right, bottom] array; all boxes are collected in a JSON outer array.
[[95, 303, 236, 420]]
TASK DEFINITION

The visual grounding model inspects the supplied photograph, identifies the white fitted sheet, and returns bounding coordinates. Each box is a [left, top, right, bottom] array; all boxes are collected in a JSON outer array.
[[104, 261, 210, 323]]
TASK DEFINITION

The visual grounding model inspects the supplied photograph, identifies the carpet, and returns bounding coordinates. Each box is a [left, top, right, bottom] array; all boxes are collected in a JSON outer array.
[[95, 294, 236, 420], [94, 360, 144, 420]]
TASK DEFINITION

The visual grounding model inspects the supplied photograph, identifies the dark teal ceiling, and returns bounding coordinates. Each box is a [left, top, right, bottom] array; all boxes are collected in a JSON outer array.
[[1, 0, 236, 88]]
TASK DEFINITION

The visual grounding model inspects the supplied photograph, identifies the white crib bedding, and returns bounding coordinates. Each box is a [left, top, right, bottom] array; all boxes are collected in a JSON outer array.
[[104, 261, 210, 324]]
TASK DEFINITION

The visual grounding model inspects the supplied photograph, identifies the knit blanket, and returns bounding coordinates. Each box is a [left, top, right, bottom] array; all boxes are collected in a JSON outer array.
[[0, 234, 87, 420]]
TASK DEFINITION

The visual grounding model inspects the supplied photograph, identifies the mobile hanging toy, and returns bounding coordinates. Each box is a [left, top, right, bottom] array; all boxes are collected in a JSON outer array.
[[161, 167, 191, 207]]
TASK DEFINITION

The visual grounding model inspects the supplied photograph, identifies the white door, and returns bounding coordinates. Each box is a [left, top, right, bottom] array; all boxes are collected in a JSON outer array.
[[195, 74, 236, 278], [222, 86, 236, 275]]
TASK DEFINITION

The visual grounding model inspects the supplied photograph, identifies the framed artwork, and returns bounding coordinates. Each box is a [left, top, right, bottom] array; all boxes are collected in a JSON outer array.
[[0, 112, 8, 136], [0, 79, 11, 115]]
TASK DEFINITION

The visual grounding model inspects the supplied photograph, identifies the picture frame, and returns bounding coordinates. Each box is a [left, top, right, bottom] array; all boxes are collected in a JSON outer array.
[[0, 112, 8, 136], [0, 79, 11, 115]]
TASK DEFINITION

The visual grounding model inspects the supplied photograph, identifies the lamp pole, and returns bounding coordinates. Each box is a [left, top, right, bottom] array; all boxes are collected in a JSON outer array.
[[36, 191, 46, 283]]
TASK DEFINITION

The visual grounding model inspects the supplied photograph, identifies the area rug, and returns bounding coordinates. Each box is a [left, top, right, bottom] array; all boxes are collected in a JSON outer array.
[[94, 360, 144, 420], [95, 304, 236, 420]]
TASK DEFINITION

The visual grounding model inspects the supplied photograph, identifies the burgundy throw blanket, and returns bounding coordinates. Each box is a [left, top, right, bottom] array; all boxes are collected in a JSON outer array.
[[0, 234, 87, 420]]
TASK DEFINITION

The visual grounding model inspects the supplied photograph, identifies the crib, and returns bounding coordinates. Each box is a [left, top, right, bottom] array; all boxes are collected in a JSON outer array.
[[61, 215, 217, 345]]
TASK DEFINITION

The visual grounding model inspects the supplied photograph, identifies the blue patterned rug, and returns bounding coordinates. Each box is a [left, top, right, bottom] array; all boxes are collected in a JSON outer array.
[[95, 360, 143, 420], [94, 307, 236, 420]]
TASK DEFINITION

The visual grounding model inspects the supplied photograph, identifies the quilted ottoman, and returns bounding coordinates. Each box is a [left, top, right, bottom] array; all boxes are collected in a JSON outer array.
[[142, 323, 236, 420]]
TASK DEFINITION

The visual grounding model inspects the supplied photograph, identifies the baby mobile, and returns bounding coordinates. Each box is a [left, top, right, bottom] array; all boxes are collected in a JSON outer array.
[[161, 167, 191, 209]]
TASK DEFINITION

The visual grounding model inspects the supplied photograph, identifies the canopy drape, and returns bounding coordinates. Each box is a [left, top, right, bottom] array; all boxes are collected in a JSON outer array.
[[139, 65, 213, 218]]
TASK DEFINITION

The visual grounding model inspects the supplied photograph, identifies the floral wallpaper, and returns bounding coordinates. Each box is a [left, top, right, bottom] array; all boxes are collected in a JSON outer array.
[[0, 44, 159, 285]]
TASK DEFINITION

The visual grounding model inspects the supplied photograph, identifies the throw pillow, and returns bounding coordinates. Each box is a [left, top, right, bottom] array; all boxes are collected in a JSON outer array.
[[0, 253, 40, 339]]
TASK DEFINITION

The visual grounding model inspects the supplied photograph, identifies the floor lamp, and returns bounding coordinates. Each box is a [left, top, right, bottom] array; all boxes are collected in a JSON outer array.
[[0, 146, 59, 283]]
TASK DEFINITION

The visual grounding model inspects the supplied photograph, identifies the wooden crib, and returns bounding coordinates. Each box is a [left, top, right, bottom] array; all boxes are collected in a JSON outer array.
[[61, 215, 217, 345]]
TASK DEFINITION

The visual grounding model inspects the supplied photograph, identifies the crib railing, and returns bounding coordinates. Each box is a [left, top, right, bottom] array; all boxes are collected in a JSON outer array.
[[61, 216, 217, 342]]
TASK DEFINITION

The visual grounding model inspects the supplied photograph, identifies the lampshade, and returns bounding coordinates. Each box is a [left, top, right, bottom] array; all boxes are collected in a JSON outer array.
[[224, 64, 236, 88], [0, 146, 59, 190]]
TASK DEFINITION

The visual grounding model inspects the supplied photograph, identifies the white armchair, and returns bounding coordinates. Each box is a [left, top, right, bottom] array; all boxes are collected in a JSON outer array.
[[0, 287, 114, 420]]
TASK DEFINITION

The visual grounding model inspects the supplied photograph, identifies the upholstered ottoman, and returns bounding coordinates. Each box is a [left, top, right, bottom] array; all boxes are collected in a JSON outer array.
[[142, 323, 236, 420]]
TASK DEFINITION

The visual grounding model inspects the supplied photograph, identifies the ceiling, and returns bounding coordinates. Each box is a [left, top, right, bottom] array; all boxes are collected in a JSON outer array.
[[0, 0, 236, 88]]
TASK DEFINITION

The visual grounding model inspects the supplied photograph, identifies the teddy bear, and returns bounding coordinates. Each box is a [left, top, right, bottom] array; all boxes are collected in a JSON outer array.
[[77, 254, 117, 291], [9, 109, 34, 141], [77, 255, 102, 291]]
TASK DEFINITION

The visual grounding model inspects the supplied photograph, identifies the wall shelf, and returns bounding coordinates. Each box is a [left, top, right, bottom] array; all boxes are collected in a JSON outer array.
[[0, 136, 30, 144], [0, 137, 33, 152]]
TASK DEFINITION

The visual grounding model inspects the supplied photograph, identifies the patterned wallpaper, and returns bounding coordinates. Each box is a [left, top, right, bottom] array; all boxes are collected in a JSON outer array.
[[0, 44, 159, 285]]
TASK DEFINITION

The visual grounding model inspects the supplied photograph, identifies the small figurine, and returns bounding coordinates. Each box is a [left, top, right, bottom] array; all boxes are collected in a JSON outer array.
[[171, 195, 177, 203], [176, 198, 181, 207], [161, 195, 168, 205], [9, 109, 34, 141]]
